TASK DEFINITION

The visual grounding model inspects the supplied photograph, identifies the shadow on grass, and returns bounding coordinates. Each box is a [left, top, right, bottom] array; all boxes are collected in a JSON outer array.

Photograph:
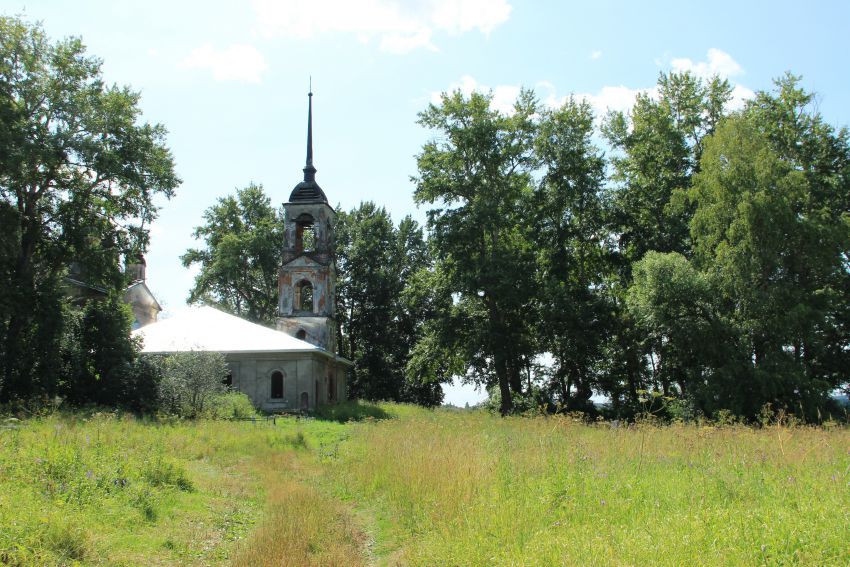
[[313, 401, 394, 423]]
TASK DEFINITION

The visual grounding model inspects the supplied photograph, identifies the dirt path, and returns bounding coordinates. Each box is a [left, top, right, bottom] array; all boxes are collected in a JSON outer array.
[[229, 450, 372, 567]]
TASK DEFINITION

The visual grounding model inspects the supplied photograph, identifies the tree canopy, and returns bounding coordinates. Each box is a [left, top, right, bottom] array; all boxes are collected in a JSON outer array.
[[0, 16, 178, 404], [182, 183, 282, 324], [413, 73, 849, 419]]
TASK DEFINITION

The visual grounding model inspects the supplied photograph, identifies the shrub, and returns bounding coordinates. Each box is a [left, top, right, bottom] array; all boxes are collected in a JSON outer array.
[[313, 400, 394, 422], [205, 391, 257, 419], [158, 351, 229, 417], [142, 457, 194, 491]]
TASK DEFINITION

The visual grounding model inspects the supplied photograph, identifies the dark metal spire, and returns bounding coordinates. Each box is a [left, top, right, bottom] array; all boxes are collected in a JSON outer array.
[[303, 81, 316, 183], [289, 81, 328, 203]]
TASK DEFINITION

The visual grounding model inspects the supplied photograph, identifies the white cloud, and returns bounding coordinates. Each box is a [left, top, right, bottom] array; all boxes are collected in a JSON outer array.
[[252, 0, 511, 54], [430, 75, 520, 114], [728, 83, 756, 111], [430, 0, 512, 34], [381, 28, 436, 54], [667, 48, 754, 110], [433, 48, 753, 120], [590, 50, 602, 60], [575, 85, 656, 116], [670, 47, 743, 79], [181, 43, 268, 83], [432, 76, 654, 118]]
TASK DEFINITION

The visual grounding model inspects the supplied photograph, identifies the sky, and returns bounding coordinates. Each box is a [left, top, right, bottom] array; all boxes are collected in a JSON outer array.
[[8, 0, 850, 405]]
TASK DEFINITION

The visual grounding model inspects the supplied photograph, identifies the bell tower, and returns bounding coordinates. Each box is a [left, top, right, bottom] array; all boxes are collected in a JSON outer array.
[[277, 89, 337, 353]]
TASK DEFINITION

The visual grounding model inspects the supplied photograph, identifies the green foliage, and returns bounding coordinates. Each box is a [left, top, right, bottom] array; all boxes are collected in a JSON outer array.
[[0, 411, 354, 564], [60, 295, 161, 411], [181, 183, 283, 324], [141, 456, 194, 491], [0, 16, 178, 404], [158, 351, 229, 417], [683, 76, 850, 419], [414, 89, 539, 414], [336, 202, 445, 406], [531, 97, 613, 411], [206, 391, 257, 419], [2, 407, 848, 564], [41, 518, 92, 562], [313, 400, 395, 422]]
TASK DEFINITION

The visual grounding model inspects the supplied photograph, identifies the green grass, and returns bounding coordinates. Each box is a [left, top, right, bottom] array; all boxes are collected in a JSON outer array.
[[326, 408, 850, 566], [1, 405, 848, 565], [0, 411, 356, 566]]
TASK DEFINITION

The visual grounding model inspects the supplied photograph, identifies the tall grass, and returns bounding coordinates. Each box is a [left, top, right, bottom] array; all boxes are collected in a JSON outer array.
[[0, 412, 359, 565], [230, 452, 365, 566], [330, 409, 850, 565], [3, 405, 847, 565]]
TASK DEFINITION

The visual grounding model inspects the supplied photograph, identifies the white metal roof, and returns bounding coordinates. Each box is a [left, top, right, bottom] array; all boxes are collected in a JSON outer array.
[[132, 305, 323, 355]]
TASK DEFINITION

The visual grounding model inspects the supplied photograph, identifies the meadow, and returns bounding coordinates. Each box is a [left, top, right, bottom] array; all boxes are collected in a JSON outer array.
[[1, 405, 847, 566]]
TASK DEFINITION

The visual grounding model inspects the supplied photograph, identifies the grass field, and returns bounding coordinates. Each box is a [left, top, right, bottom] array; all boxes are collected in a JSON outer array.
[[1, 405, 847, 565]]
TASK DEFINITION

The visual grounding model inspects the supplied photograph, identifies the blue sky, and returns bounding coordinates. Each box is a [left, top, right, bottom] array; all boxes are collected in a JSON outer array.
[[9, 0, 849, 405]]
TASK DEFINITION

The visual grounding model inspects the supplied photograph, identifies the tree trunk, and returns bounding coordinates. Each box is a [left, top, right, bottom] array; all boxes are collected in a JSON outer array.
[[495, 350, 512, 416], [508, 357, 523, 394]]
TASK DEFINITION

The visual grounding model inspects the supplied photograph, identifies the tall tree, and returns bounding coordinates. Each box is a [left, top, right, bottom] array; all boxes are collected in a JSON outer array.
[[687, 76, 850, 418], [531, 98, 613, 411], [599, 72, 733, 412], [603, 71, 733, 263], [414, 89, 538, 414], [0, 17, 178, 402], [182, 183, 282, 324], [336, 202, 441, 405], [625, 251, 736, 413]]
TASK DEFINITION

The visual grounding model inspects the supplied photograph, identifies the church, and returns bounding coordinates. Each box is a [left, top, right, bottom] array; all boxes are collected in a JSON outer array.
[[134, 91, 351, 411]]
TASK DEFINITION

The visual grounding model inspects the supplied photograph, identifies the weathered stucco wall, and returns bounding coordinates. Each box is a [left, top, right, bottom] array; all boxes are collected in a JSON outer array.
[[124, 283, 160, 328], [277, 257, 336, 318], [225, 351, 347, 412]]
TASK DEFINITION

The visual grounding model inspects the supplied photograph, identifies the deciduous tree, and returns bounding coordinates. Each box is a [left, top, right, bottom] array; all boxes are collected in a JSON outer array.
[[531, 98, 613, 411], [182, 183, 282, 324], [0, 17, 178, 402], [413, 89, 538, 414]]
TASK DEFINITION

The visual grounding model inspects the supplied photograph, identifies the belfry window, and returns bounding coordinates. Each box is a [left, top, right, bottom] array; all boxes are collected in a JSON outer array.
[[295, 214, 316, 253], [271, 371, 284, 399], [295, 280, 314, 312]]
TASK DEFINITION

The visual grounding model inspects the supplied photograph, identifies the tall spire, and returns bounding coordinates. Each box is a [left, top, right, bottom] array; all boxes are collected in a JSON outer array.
[[303, 81, 316, 183], [289, 80, 328, 203]]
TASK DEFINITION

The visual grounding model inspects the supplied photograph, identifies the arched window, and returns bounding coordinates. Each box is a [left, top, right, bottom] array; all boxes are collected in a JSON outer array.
[[270, 371, 284, 399], [295, 329, 307, 340], [328, 374, 336, 402], [294, 280, 314, 312]]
